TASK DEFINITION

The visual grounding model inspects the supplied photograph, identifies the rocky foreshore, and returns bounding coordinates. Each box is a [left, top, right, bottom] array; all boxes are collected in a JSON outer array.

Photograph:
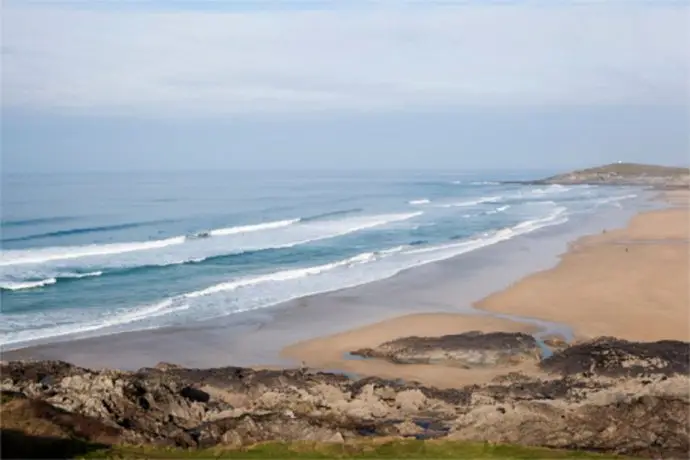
[[2, 336, 689, 458]]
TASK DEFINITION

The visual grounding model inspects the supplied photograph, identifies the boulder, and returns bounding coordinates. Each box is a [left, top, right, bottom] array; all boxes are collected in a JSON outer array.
[[540, 337, 690, 377]]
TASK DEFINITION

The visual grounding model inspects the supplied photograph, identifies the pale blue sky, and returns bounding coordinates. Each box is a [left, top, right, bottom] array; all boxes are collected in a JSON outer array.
[[2, 1, 688, 172]]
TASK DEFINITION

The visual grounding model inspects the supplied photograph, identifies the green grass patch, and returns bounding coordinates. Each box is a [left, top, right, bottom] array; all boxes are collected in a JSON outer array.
[[81, 439, 631, 459], [0, 391, 22, 404]]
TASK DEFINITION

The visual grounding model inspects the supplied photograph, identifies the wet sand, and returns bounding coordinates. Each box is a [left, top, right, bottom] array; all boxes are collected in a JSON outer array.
[[284, 192, 689, 384]]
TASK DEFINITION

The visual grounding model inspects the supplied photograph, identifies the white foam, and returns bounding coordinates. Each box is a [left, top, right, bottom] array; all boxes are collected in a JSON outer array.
[[185, 251, 378, 299], [61, 271, 103, 279], [0, 249, 386, 346], [209, 218, 300, 236], [471, 181, 499, 185], [406, 207, 567, 257], [513, 207, 567, 232], [0, 236, 186, 267], [334, 212, 422, 233], [436, 196, 501, 208], [486, 205, 511, 215], [531, 184, 571, 195], [0, 298, 192, 346], [0, 270, 103, 292], [0, 278, 57, 291], [0, 213, 419, 273], [0, 203, 567, 347], [594, 194, 638, 206], [377, 245, 407, 256], [0, 218, 298, 268], [408, 199, 430, 205]]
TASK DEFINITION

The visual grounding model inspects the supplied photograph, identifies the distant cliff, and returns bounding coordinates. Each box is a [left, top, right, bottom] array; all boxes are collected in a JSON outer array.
[[528, 163, 690, 188]]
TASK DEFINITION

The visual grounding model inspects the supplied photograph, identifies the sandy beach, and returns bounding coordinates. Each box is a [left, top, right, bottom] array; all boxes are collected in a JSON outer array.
[[478, 192, 689, 342], [284, 191, 689, 383]]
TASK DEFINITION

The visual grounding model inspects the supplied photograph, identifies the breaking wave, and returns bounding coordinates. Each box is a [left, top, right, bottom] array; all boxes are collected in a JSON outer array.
[[436, 196, 501, 208], [0, 271, 103, 291]]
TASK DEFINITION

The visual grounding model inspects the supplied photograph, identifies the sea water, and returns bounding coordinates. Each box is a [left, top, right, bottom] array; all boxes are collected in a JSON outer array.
[[0, 170, 645, 349]]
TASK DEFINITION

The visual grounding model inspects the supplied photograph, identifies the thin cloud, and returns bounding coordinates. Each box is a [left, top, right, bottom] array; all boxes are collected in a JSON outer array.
[[2, 3, 688, 116]]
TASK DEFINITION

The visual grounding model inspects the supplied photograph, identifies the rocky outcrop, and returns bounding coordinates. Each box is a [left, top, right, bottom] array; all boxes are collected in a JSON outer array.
[[512, 163, 690, 187], [350, 331, 541, 368], [540, 337, 690, 377], [2, 336, 689, 458]]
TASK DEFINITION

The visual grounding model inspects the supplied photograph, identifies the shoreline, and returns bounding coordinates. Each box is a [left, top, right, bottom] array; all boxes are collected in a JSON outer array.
[[282, 191, 688, 384], [1, 190, 665, 375]]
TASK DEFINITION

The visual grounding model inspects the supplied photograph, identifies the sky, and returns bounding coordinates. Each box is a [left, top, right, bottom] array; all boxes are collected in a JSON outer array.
[[2, 0, 688, 172]]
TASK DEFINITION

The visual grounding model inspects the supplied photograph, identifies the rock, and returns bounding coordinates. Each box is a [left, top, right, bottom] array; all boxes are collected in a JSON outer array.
[[326, 432, 345, 444], [395, 420, 424, 437], [1, 396, 124, 452], [448, 392, 689, 459], [221, 429, 242, 447], [1, 340, 688, 458], [200, 386, 248, 407], [351, 331, 541, 368], [374, 386, 397, 401], [155, 362, 182, 371], [395, 390, 427, 413], [312, 383, 350, 405], [180, 386, 210, 403], [336, 384, 390, 419], [541, 337, 690, 377], [258, 391, 284, 409]]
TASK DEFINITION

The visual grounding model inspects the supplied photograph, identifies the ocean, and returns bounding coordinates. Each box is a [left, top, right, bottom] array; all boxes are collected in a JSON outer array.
[[1, 170, 644, 350]]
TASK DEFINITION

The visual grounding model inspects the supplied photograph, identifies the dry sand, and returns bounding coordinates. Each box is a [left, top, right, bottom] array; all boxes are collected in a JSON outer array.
[[478, 193, 689, 342], [285, 192, 689, 386]]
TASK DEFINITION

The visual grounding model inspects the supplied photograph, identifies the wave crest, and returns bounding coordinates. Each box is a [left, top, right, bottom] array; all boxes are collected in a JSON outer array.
[[0, 278, 57, 291], [436, 196, 501, 208], [208, 219, 299, 237], [0, 271, 103, 291]]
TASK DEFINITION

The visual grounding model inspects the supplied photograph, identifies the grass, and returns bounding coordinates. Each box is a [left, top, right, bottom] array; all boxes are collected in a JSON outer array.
[[80, 440, 632, 459], [572, 163, 689, 176], [0, 390, 23, 404]]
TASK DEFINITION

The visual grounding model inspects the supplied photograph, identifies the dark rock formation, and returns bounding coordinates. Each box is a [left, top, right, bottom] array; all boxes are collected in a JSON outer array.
[[2, 336, 689, 458], [351, 331, 541, 368], [540, 337, 690, 377]]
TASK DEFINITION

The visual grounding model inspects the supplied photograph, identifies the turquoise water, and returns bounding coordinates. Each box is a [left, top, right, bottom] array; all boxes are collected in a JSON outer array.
[[0, 171, 642, 349]]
